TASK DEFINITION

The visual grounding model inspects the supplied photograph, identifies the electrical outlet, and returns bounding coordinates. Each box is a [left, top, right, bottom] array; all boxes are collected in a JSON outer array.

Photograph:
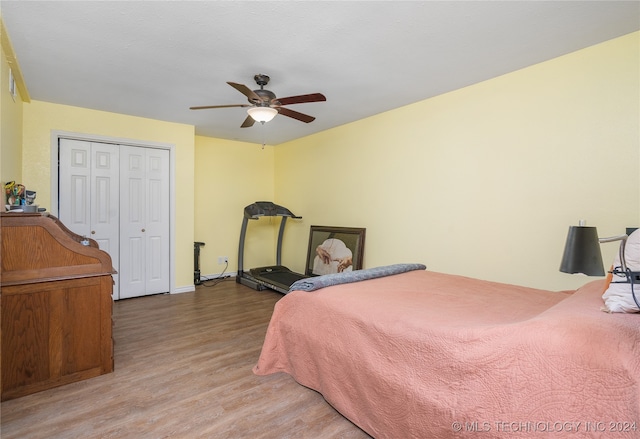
[[218, 256, 228, 265]]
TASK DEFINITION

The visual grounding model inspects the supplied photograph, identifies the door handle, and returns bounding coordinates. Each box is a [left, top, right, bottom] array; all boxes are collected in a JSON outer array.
[[142, 228, 146, 232], [91, 230, 96, 234]]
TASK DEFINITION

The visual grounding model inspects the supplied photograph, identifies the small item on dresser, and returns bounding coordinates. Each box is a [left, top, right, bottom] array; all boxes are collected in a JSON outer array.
[[21, 205, 39, 213], [4, 181, 15, 204], [25, 190, 36, 205]]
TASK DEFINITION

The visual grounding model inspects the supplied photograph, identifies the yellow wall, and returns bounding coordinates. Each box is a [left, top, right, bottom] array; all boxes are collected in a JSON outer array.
[[194, 136, 275, 275], [0, 19, 24, 187], [275, 32, 640, 291], [21, 100, 195, 291], [7, 22, 639, 293]]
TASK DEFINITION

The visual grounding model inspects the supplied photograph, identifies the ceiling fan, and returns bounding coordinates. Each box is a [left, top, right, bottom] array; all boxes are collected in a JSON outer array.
[[190, 74, 326, 128]]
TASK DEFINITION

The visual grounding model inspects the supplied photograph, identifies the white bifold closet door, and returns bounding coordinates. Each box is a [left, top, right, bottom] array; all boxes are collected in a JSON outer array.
[[59, 139, 120, 299], [59, 139, 170, 300], [119, 145, 170, 299]]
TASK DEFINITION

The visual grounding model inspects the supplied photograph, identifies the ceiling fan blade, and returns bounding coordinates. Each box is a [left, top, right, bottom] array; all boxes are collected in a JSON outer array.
[[227, 82, 262, 103], [275, 93, 326, 106], [241, 115, 256, 128], [190, 104, 250, 110], [278, 107, 316, 123]]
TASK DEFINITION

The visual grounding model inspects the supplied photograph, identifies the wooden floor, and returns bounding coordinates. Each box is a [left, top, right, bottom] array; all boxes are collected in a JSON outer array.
[[1, 279, 371, 439]]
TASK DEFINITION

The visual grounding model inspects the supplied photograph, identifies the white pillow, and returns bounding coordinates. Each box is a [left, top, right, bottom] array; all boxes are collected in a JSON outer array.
[[602, 228, 640, 313]]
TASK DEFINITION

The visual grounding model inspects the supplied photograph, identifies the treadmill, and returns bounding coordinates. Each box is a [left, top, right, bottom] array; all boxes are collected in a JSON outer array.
[[236, 201, 308, 294]]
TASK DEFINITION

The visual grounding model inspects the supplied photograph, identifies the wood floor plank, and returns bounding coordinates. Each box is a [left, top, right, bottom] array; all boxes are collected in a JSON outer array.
[[0, 280, 371, 438]]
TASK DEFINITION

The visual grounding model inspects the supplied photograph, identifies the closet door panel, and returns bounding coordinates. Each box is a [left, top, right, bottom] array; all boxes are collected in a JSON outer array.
[[127, 237, 145, 285], [120, 148, 146, 299], [59, 140, 119, 299], [90, 143, 120, 298], [59, 140, 91, 239], [119, 146, 170, 298], [71, 176, 89, 228], [144, 148, 170, 295]]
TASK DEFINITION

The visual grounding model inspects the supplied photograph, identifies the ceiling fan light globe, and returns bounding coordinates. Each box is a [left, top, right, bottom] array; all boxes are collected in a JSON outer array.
[[247, 106, 278, 123]]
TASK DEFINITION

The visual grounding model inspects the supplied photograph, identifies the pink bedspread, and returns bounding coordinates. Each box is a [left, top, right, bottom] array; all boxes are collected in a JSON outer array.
[[254, 270, 640, 438]]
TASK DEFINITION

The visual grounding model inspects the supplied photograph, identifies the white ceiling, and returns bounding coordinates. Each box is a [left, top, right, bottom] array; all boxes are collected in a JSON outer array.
[[2, 1, 639, 145]]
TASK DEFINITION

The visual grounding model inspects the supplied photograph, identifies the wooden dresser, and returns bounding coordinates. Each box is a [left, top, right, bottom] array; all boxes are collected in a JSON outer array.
[[1, 212, 115, 401]]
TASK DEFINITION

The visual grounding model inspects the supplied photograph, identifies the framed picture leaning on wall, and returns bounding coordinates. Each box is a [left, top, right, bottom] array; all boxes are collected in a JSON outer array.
[[306, 226, 366, 276]]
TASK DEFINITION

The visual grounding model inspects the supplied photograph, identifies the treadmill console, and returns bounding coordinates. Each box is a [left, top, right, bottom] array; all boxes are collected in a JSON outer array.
[[244, 201, 300, 219]]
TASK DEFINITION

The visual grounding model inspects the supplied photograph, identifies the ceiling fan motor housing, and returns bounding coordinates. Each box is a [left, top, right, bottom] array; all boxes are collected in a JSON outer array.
[[251, 75, 275, 105], [253, 89, 276, 105]]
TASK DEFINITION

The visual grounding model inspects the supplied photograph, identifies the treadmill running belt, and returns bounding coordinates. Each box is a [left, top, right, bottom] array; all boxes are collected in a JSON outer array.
[[250, 265, 308, 291]]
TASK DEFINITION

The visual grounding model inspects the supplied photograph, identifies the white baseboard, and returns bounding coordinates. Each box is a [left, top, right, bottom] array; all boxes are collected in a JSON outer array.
[[173, 273, 236, 294], [172, 285, 196, 295], [199, 272, 236, 282]]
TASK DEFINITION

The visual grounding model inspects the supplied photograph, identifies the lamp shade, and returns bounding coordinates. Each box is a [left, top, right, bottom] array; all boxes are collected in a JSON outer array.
[[559, 226, 605, 276], [247, 106, 278, 123]]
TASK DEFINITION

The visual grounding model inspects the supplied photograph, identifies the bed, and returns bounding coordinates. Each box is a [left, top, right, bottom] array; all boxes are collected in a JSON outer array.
[[253, 267, 640, 438]]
